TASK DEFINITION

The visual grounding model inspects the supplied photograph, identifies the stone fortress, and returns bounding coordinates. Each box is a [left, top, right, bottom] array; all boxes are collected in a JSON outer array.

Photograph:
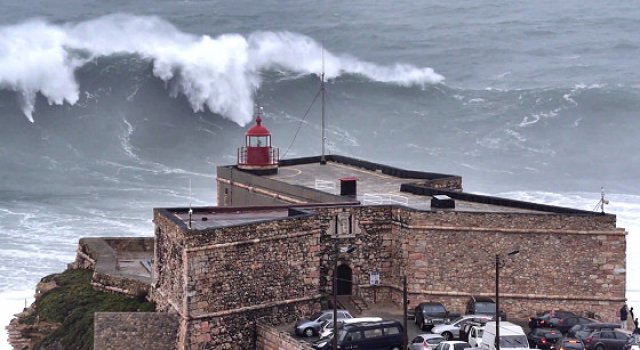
[[40, 111, 628, 349]]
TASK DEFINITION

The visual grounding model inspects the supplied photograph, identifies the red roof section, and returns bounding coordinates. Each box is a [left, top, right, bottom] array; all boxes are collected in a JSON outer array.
[[246, 115, 271, 136]]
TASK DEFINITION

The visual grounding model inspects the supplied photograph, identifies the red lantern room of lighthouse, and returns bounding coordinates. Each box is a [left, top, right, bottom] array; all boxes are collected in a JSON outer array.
[[237, 106, 279, 174]]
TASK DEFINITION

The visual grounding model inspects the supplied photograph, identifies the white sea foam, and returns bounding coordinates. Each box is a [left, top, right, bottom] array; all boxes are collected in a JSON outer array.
[[0, 15, 444, 125], [0, 289, 35, 350]]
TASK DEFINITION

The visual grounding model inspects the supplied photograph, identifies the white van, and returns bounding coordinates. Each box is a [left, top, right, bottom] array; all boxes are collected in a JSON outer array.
[[467, 325, 484, 348], [479, 322, 529, 350], [319, 317, 383, 338]]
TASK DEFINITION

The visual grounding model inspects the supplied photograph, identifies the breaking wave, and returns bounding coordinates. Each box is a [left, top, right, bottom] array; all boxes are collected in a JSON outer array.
[[0, 14, 444, 125]]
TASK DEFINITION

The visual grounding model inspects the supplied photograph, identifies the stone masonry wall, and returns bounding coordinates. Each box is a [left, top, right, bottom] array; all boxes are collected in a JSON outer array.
[[256, 323, 314, 350], [153, 212, 324, 349], [92, 271, 149, 298], [103, 237, 154, 252], [185, 218, 321, 316], [387, 209, 626, 322], [182, 302, 316, 350], [314, 205, 396, 304], [94, 312, 179, 350], [152, 213, 187, 313], [397, 209, 617, 231]]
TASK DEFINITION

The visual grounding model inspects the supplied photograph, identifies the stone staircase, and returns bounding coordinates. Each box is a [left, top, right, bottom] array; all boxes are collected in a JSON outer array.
[[335, 295, 369, 316]]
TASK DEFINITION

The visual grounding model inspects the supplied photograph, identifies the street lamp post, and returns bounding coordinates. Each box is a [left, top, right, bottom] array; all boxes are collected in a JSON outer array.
[[403, 275, 408, 350], [495, 250, 519, 350], [333, 245, 356, 350]]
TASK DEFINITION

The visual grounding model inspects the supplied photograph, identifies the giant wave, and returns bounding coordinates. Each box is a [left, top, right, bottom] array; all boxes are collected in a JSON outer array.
[[0, 14, 444, 125]]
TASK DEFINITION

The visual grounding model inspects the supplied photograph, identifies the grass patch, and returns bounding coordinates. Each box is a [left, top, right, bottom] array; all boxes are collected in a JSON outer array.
[[29, 269, 155, 350]]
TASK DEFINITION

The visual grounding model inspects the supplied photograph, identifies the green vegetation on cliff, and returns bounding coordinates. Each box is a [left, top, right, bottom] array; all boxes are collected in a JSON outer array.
[[25, 268, 155, 350]]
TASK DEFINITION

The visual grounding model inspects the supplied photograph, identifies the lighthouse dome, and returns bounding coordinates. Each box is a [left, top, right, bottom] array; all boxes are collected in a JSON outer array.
[[246, 116, 271, 137]]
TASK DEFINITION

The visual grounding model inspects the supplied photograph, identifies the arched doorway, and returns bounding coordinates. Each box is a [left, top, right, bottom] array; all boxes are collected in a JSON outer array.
[[336, 264, 352, 295]]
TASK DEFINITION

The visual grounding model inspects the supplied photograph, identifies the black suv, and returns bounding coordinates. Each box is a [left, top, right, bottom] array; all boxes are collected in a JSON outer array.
[[584, 330, 629, 350], [527, 327, 563, 349], [312, 320, 404, 350], [414, 302, 458, 331], [569, 323, 622, 342], [465, 296, 506, 320], [548, 316, 595, 334], [530, 311, 578, 329]]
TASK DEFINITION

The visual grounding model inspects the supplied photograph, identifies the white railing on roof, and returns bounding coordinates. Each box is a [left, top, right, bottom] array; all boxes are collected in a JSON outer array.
[[362, 193, 409, 206], [315, 179, 336, 194]]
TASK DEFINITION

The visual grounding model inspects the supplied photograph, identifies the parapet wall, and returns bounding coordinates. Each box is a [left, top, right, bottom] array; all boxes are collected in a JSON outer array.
[[94, 312, 179, 350], [256, 323, 313, 350], [180, 302, 316, 350], [69, 237, 152, 298]]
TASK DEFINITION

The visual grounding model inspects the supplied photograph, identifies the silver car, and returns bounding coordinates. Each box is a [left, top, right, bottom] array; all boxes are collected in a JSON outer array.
[[294, 309, 353, 337], [409, 334, 446, 350]]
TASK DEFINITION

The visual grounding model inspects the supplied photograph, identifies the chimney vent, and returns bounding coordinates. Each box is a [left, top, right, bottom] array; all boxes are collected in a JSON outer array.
[[339, 177, 358, 197], [431, 195, 455, 209]]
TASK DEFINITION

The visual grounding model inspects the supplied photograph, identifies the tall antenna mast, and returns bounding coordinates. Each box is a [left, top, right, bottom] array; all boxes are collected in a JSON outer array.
[[188, 178, 193, 229], [320, 46, 327, 165]]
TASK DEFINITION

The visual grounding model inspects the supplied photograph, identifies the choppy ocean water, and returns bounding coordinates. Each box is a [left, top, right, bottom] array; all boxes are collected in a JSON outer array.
[[1, 1, 639, 347]]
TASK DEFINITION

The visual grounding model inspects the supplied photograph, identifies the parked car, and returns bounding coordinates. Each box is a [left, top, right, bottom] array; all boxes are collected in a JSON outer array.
[[432, 315, 493, 341], [318, 316, 382, 338], [527, 327, 563, 349], [409, 334, 446, 350], [311, 334, 334, 350], [530, 311, 578, 330], [583, 330, 629, 350], [313, 320, 404, 350], [294, 309, 353, 337], [548, 316, 596, 334], [465, 296, 506, 320], [415, 302, 459, 331], [460, 318, 491, 344], [480, 321, 529, 350], [552, 337, 586, 350], [467, 325, 485, 348], [568, 323, 621, 341], [623, 335, 640, 350], [434, 341, 473, 350]]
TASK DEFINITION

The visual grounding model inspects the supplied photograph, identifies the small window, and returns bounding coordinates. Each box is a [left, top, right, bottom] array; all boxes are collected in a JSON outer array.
[[615, 332, 628, 340], [346, 331, 362, 341], [384, 326, 400, 335], [249, 136, 269, 147], [453, 344, 472, 350], [412, 337, 424, 344], [364, 328, 383, 338], [428, 338, 444, 345]]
